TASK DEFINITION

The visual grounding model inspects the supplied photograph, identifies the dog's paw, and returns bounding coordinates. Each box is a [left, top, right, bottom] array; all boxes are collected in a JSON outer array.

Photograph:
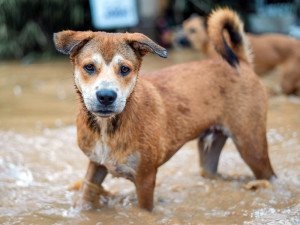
[[73, 180, 110, 210], [199, 167, 219, 179], [73, 190, 110, 210], [73, 193, 95, 211], [242, 180, 271, 190]]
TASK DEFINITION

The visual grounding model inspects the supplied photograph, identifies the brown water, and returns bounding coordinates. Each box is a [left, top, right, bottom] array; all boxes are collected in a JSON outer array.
[[0, 49, 299, 224]]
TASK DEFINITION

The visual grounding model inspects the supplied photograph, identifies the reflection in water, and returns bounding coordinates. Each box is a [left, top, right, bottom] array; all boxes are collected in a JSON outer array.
[[0, 50, 299, 224]]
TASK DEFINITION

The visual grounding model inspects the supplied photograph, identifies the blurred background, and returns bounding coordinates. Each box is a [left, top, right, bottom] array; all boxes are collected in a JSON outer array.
[[0, 0, 299, 62], [1, 1, 300, 224]]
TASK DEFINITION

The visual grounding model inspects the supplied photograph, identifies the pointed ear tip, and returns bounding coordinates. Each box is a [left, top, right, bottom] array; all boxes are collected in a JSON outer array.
[[57, 48, 70, 55], [161, 49, 168, 58]]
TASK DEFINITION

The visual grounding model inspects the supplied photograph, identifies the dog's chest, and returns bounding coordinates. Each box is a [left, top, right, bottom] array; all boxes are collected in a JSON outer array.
[[87, 141, 139, 181]]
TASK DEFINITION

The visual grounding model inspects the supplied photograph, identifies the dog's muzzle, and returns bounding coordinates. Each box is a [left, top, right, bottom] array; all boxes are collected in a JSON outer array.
[[93, 89, 118, 117]]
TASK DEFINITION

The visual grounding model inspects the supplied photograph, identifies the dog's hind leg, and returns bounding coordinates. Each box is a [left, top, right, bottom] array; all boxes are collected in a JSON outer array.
[[231, 126, 276, 180], [280, 58, 300, 95], [198, 128, 227, 177]]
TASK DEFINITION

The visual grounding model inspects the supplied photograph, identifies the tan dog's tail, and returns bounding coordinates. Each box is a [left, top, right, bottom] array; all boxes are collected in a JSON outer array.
[[207, 8, 252, 67]]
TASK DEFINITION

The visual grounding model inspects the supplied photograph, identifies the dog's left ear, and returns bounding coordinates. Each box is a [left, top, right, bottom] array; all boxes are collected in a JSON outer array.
[[127, 33, 168, 58]]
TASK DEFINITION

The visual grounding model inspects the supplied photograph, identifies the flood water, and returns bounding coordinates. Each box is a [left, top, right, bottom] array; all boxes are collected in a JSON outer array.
[[0, 49, 299, 224]]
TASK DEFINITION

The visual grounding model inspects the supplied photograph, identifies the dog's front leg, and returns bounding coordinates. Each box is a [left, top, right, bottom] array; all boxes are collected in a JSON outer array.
[[75, 112, 109, 208], [135, 167, 157, 211], [75, 161, 108, 209]]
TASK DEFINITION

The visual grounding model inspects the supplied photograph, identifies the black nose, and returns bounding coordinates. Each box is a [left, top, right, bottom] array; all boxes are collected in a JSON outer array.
[[178, 36, 191, 47], [96, 89, 117, 106]]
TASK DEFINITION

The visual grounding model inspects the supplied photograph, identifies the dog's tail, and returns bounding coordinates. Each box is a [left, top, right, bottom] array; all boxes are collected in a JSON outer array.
[[207, 8, 252, 68]]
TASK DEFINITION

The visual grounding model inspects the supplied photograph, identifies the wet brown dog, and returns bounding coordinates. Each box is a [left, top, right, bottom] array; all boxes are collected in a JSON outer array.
[[54, 8, 275, 211], [183, 13, 300, 95]]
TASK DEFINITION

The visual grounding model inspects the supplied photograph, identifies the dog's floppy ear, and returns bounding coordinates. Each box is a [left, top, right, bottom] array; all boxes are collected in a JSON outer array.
[[53, 30, 94, 55], [126, 33, 168, 58]]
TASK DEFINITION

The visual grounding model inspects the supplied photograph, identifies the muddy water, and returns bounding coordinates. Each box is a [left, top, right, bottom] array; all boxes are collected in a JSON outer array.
[[0, 49, 299, 224]]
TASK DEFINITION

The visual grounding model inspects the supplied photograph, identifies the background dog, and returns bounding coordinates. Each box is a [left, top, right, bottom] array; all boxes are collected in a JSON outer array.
[[183, 14, 300, 95], [54, 8, 275, 211]]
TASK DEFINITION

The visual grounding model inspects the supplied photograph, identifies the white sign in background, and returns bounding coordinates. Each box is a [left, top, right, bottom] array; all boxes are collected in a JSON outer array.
[[89, 0, 139, 29]]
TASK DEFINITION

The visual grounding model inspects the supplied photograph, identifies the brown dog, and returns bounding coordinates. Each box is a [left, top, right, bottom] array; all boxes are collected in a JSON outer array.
[[183, 14, 300, 95], [54, 8, 275, 211]]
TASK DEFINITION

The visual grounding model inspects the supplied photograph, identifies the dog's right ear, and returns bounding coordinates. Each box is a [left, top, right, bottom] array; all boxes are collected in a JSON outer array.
[[53, 30, 94, 56]]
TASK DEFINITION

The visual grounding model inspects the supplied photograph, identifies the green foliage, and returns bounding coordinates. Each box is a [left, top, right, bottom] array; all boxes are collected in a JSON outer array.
[[0, 0, 92, 60]]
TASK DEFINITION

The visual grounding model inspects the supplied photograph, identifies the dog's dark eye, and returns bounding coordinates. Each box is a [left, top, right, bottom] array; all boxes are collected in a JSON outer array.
[[120, 66, 130, 76], [84, 64, 95, 74], [189, 28, 196, 34]]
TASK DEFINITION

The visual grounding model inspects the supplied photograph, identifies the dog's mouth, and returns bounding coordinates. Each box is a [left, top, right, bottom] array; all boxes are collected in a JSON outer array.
[[93, 110, 115, 117]]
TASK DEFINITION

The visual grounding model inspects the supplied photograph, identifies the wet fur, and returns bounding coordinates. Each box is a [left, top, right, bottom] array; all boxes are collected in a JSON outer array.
[[54, 9, 275, 211]]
